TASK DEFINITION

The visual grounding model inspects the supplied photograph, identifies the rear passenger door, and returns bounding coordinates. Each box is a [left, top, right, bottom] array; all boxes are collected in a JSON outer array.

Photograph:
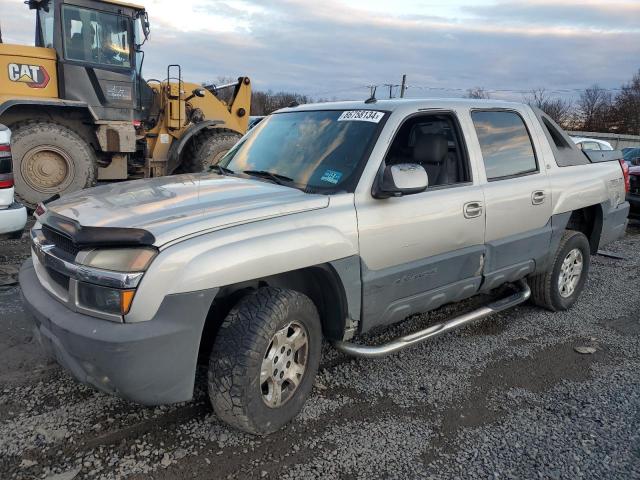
[[470, 109, 552, 290]]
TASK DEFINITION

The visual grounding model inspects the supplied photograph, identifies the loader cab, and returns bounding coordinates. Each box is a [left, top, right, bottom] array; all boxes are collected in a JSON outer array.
[[30, 0, 150, 122]]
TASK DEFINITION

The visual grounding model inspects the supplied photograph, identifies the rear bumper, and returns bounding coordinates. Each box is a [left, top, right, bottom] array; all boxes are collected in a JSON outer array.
[[0, 201, 27, 239], [600, 201, 630, 247], [20, 259, 218, 405]]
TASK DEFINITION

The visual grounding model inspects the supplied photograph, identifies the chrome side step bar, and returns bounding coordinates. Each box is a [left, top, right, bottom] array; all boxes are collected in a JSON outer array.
[[333, 280, 531, 359]]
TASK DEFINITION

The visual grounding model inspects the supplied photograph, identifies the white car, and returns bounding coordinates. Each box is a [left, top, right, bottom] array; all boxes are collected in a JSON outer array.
[[572, 136, 613, 151], [0, 125, 27, 240]]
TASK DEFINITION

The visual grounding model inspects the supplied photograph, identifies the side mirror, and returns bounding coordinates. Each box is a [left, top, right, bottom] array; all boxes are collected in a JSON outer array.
[[374, 163, 428, 198], [192, 88, 206, 98]]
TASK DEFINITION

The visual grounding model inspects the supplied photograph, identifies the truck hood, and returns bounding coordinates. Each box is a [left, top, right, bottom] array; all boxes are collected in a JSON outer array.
[[45, 173, 329, 246]]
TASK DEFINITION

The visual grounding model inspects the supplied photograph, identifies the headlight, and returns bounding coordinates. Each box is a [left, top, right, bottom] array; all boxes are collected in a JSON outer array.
[[77, 248, 157, 272], [77, 282, 136, 315]]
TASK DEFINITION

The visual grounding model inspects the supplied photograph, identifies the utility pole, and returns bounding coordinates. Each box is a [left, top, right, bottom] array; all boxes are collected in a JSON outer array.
[[400, 74, 407, 98], [365, 84, 377, 97]]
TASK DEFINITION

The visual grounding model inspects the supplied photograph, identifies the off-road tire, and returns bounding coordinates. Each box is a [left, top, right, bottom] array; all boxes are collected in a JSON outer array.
[[11, 121, 97, 208], [529, 230, 590, 311], [181, 129, 241, 172], [208, 287, 322, 435]]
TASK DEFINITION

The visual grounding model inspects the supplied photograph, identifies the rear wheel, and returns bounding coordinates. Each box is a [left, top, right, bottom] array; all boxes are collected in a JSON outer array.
[[181, 129, 241, 173], [208, 287, 322, 435], [529, 230, 590, 311], [11, 121, 97, 208]]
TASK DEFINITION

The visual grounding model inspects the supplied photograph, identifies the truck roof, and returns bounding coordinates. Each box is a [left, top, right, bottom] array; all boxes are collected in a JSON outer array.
[[100, 0, 145, 10], [276, 98, 528, 114]]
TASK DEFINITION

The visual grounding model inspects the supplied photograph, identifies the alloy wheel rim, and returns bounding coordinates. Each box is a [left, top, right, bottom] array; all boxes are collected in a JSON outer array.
[[260, 321, 308, 408], [558, 248, 583, 298]]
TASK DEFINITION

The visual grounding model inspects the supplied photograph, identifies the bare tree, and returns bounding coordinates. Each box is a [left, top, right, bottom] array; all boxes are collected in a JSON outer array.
[[613, 70, 640, 135], [524, 88, 574, 129], [465, 87, 491, 99], [577, 85, 614, 132], [250, 90, 311, 116]]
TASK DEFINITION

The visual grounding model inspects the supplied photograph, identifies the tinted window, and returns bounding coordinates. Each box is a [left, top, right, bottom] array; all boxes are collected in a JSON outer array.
[[62, 5, 131, 67], [384, 113, 470, 186], [221, 110, 385, 192], [472, 111, 537, 180]]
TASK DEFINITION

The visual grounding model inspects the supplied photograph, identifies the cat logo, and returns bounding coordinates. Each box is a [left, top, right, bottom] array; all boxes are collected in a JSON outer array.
[[7, 63, 50, 88]]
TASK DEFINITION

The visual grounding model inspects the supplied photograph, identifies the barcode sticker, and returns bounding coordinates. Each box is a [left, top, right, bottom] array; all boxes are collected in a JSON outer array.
[[337, 110, 384, 123]]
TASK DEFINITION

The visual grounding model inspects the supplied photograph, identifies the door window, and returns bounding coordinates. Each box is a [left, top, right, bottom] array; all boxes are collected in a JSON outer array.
[[384, 113, 470, 187], [472, 111, 538, 180], [62, 5, 131, 68]]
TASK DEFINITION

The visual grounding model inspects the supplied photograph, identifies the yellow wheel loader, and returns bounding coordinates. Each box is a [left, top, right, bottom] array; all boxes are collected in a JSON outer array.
[[0, 0, 251, 207]]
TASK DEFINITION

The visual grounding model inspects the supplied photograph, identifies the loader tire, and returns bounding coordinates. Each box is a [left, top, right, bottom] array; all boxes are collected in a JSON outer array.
[[208, 287, 322, 435], [181, 129, 241, 173], [11, 121, 97, 209]]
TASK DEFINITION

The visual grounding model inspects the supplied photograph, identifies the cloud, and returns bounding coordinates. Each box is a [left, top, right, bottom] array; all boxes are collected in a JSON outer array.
[[0, 0, 638, 102]]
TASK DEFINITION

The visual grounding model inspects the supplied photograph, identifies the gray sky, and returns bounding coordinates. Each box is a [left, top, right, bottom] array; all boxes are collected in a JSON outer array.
[[1, 0, 638, 101]]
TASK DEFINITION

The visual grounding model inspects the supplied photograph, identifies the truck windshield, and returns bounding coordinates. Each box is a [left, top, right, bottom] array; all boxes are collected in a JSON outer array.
[[220, 110, 386, 192]]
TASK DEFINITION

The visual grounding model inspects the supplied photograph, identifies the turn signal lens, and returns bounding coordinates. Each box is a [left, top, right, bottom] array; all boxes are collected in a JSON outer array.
[[120, 289, 136, 315]]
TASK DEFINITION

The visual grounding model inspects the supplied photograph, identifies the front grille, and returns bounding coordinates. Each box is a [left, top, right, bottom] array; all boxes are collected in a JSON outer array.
[[45, 266, 70, 291], [42, 225, 79, 258]]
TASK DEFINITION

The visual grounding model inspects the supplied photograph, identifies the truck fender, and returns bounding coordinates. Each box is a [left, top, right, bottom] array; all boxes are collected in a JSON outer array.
[[126, 224, 359, 323]]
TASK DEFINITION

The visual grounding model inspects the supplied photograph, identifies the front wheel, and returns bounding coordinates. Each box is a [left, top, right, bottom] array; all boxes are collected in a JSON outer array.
[[529, 230, 591, 311], [208, 287, 322, 435]]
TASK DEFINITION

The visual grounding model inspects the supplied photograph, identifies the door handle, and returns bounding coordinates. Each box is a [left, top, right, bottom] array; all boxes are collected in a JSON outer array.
[[531, 190, 546, 205], [463, 201, 483, 219]]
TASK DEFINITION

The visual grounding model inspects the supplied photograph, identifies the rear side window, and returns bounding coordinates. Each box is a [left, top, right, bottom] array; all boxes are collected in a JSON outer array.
[[472, 111, 538, 180]]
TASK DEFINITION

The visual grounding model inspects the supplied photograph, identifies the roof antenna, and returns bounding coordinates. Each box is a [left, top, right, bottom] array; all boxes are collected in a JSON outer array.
[[365, 86, 377, 104]]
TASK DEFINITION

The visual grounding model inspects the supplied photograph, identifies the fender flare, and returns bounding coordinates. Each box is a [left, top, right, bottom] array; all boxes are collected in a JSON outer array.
[[166, 120, 224, 173], [0, 99, 96, 120]]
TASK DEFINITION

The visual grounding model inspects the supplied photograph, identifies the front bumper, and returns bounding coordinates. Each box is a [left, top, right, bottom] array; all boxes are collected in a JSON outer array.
[[0, 201, 27, 239], [20, 259, 218, 405]]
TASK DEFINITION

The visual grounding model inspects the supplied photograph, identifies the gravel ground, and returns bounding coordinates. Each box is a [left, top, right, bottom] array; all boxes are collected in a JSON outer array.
[[0, 221, 639, 479]]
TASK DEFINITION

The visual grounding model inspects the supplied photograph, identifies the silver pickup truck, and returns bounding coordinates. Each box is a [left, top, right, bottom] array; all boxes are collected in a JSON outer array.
[[20, 99, 629, 435]]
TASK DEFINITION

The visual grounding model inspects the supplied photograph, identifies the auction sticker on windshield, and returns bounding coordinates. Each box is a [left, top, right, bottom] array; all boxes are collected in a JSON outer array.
[[337, 110, 384, 123]]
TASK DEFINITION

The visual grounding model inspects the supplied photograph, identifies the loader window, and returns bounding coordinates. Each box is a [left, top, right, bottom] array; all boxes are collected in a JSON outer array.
[[37, 7, 55, 48], [62, 5, 131, 68]]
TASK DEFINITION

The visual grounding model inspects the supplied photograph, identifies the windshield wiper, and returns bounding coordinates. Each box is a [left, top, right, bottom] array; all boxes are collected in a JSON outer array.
[[209, 164, 234, 175], [243, 170, 294, 186]]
